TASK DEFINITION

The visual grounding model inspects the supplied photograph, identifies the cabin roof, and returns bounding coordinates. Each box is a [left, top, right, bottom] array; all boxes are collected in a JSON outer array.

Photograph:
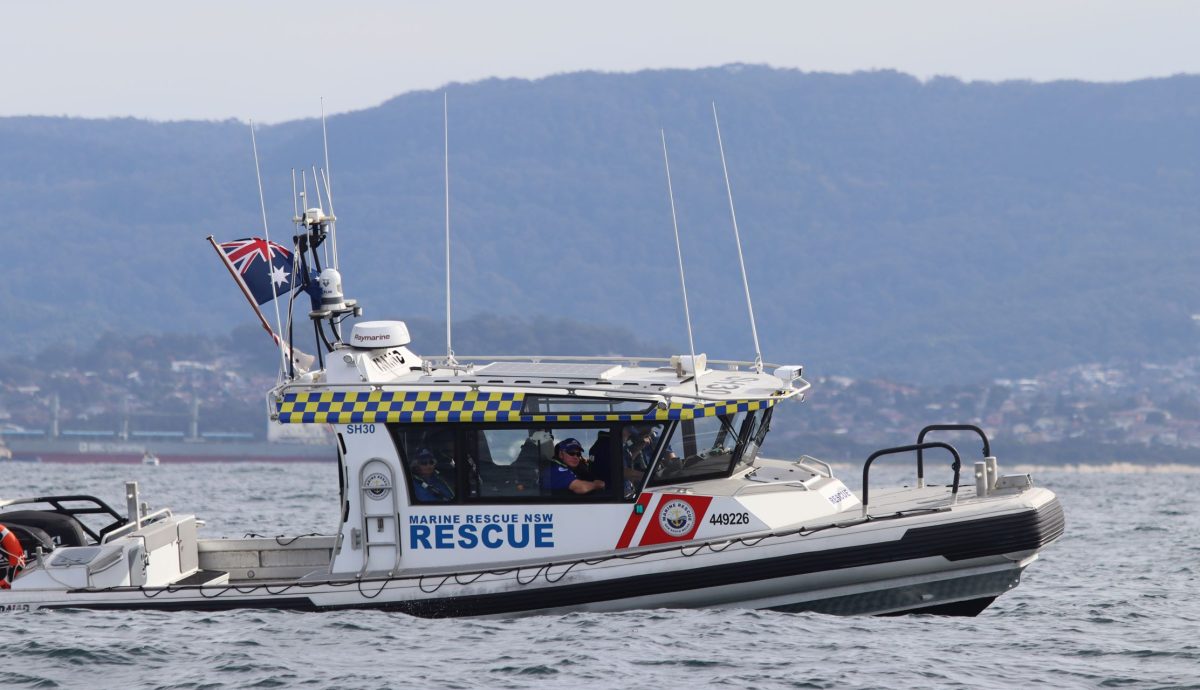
[[271, 353, 808, 425]]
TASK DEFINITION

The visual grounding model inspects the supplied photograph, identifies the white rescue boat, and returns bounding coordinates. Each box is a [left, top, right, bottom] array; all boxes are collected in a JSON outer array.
[[0, 113, 1063, 616], [0, 327, 1063, 616]]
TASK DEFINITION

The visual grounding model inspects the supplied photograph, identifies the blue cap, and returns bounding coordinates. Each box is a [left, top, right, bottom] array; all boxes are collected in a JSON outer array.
[[410, 448, 436, 469], [555, 438, 584, 455]]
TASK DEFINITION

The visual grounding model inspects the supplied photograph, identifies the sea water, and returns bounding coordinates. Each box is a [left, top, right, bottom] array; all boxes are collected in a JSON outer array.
[[1, 462, 1196, 689]]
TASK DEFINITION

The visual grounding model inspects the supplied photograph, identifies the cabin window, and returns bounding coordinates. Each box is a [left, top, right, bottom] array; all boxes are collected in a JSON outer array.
[[648, 410, 755, 486], [612, 422, 671, 497], [465, 426, 619, 501], [390, 422, 660, 504], [520, 396, 656, 415], [735, 407, 773, 470], [395, 427, 459, 503], [465, 428, 547, 499]]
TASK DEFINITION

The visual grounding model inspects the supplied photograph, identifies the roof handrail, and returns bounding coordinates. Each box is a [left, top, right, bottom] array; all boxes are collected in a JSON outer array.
[[268, 378, 808, 409], [439, 354, 784, 370]]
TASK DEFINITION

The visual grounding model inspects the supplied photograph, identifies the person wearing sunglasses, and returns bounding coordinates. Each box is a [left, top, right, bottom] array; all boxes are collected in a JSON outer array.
[[541, 438, 606, 496], [410, 448, 455, 502]]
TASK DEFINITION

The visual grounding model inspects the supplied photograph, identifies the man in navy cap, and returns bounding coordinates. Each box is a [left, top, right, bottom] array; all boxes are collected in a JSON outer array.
[[541, 438, 607, 496], [410, 448, 455, 502]]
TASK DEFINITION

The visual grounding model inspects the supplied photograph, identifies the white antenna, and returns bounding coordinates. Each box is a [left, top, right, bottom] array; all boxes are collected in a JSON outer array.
[[660, 129, 700, 396], [291, 168, 299, 221], [320, 169, 334, 269], [312, 165, 329, 267], [712, 102, 764, 374], [443, 91, 456, 365], [249, 120, 289, 377], [300, 170, 308, 213], [311, 165, 324, 211], [282, 223, 304, 378], [320, 97, 339, 270]]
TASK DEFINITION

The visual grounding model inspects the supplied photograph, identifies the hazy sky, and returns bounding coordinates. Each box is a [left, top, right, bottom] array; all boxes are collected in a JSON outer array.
[[6, 1, 1198, 122]]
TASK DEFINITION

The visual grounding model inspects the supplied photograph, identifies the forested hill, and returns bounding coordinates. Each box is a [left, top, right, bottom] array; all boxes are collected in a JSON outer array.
[[2, 66, 1200, 383]]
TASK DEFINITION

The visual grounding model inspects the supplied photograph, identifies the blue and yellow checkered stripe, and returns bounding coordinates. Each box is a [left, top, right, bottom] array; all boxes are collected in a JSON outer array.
[[275, 390, 773, 424]]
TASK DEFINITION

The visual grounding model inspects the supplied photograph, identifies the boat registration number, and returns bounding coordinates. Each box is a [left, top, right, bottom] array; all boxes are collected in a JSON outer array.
[[827, 488, 853, 505], [700, 375, 760, 396], [709, 512, 750, 526]]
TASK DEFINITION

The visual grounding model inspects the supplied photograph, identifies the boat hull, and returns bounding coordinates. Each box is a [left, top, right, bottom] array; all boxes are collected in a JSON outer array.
[[3, 495, 1063, 617]]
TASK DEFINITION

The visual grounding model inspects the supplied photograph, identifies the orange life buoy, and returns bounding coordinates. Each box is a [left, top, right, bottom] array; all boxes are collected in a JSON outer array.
[[0, 523, 25, 589]]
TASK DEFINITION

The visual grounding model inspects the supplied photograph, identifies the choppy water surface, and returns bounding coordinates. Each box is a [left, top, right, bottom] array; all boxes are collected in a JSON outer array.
[[2, 463, 1197, 689]]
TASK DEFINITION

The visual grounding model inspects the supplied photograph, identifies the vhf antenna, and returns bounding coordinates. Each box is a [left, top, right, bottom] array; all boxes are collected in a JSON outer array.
[[712, 102, 764, 374], [443, 91, 457, 366], [321, 169, 335, 267], [291, 168, 300, 220], [283, 174, 306, 380], [320, 97, 339, 271], [311, 164, 324, 217], [660, 129, 701, 397], [249, 119, 289, 378], [292, 168, 306, 248], [312, 165, 328, 267]]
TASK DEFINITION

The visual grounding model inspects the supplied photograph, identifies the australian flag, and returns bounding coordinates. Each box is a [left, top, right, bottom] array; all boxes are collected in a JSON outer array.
[[217, 237, 302, 305]]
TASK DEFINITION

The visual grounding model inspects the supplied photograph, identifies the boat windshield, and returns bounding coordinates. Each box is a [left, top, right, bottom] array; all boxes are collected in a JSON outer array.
[[647, 409, 759, 486]]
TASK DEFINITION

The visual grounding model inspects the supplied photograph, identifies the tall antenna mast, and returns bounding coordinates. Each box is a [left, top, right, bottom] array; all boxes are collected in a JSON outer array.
[[712, 102, 764, 374], [249, 120, 289, 376], [660, 130, 700, 396], [311, 165, 324, 211], [321, 169, 335, 266], [312, 165, 329, 267], [443, 91, 456, 366], [291, 168, 299, 221], [320, 97, 339, 271], [300, 170, 309, 217]]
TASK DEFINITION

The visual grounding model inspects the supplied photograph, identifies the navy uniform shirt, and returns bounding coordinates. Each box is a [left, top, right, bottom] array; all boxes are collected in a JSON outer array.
[[413, 473, 455, 502]]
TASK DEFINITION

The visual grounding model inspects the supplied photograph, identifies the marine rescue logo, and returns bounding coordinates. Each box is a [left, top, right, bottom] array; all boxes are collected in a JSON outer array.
[[364, 472, 392, 500], [658, 499, 696, 538]]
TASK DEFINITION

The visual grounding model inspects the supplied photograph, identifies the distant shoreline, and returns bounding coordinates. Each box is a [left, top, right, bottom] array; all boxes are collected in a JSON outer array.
[[774, 434, 1200, 468], [820, 460, 1200, 474], [1010, 462, 1200, 474]]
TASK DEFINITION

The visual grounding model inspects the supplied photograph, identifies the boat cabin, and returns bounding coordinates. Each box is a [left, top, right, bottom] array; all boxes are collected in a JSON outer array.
[[272, 321, 811, 574]]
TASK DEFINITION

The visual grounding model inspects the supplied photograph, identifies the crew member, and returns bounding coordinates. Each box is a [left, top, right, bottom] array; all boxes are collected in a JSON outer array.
[[623, 425, 677, 490], [410, 448, 455, 502], [541, 438, 606, 496]]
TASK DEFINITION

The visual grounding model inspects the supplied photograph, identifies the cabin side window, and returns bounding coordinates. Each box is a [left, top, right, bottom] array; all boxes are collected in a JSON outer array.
[[466, 428, 548, 499], [520, 396, 657, 415], [390, 422, 667, 504], [466, 426, 617, 501], [394, 427, 458, 503]]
